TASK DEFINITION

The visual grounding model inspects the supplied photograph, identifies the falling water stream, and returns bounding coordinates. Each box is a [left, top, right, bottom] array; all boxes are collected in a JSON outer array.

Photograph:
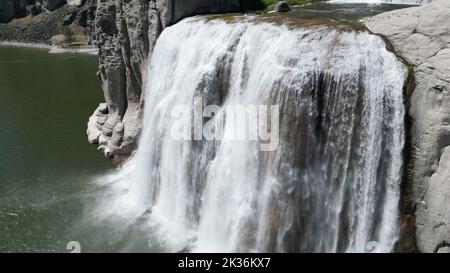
[[92, 12, 408, 253]]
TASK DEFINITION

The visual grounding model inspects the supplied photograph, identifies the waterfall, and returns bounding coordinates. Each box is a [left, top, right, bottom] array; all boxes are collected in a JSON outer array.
[[94, 16, 407, 253], [328, 0, 431, 4]]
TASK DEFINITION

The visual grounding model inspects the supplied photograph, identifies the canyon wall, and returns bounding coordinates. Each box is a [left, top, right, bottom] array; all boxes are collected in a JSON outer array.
[[365, 0, 450, 252], [86, 0, 450, 252], [0, 0, 66, 23], [0, 0, 96, 45], [87, 0, 264, 161]]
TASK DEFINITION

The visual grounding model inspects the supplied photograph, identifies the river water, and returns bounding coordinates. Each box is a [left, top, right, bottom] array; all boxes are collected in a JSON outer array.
[[0, 46, 111, 252]]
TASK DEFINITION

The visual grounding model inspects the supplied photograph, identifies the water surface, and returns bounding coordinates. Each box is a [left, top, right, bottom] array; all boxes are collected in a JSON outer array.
[[0, 46, 111, 252]]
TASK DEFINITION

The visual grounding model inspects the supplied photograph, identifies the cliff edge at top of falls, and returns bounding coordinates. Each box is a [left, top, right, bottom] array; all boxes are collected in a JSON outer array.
[[87, 0, 265, 162], [364, 0, 450, 253]]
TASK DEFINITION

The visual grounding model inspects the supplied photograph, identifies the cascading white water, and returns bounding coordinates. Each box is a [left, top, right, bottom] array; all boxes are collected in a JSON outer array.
[[329, 0, 431, 4], [94, 16, 407, 253]]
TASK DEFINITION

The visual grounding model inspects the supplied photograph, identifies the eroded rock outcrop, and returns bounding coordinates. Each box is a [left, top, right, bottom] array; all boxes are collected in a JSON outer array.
[[88, 0, 264, 160], [0, 0, 96, 45], [364, 0, 450, 253], [0, 0, 67, 23]]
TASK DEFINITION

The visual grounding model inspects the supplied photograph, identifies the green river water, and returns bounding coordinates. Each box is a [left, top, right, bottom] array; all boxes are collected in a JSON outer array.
[[0, 45, 112, 252]]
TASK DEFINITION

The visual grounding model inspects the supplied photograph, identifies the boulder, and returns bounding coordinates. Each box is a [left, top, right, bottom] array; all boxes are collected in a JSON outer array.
[[87, 103, 109, 145], [275, 1, 291, 12]]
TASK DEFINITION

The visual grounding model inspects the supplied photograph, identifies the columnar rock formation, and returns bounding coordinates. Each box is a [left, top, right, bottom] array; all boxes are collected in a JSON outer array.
[[365, 0, 450, 253], [87, 0, 265, 159]]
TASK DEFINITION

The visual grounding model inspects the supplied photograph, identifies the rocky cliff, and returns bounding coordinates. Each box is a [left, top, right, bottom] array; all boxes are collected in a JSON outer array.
[[364, 0, 450, 253], [0, 0, 96, 45], [0, 0, 66, 23], [87, 0, 265, 162]]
